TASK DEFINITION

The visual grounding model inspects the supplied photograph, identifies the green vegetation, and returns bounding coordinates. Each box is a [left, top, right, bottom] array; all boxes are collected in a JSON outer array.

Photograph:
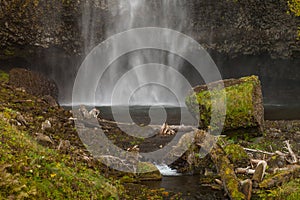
[[0, 70, 178, 199], [257, 178, 300, 200], [0, 70, 9, 83], [0, 110, 119, 199], [288, 0, 300, 16], [186, 76, 262, 133], [287, 0, 300, 39], [224, 144, 248, 166]]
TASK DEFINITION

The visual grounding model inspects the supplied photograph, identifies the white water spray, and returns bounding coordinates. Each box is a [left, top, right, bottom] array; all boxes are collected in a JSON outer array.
[[80, 0, 194, 106]]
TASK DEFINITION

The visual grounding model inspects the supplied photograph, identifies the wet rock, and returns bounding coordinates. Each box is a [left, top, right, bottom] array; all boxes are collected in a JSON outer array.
[[267, 155, 287, 172], [136, 162, 162, 181], [0, 1, 299, 59], [9, 68, 58, 101]]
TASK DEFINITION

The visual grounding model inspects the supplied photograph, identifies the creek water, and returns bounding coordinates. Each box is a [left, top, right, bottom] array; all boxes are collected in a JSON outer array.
[[64, 104, 300, 199]]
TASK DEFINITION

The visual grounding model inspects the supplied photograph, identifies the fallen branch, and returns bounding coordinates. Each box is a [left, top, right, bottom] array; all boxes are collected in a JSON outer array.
[[235, 167, 255, 175], [284, 140, 298, 164], [98, 118, 196, 132], [243, 148, 275, 156], [275, 150, 288, 157]]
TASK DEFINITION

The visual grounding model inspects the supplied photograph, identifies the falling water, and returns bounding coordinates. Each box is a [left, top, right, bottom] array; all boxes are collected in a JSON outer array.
[[79, 0, 200, 106]]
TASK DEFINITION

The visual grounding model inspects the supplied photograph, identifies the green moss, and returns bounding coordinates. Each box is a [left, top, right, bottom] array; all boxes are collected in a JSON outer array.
[[0, 112, 119, 199], [224, 144, 248, 166], [3, 48, 15, 56], [0, 70, 9, 83], [119, 176, 135, 183], [288, 0, 300, 16], [136, 162, 162, 181], [257, 178, 300, 200], [186, 76, 260, 132]]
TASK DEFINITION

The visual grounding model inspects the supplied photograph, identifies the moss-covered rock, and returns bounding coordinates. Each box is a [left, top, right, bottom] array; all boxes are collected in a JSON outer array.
[[186, 75, 264, 135], [136, 162, 162, 181]]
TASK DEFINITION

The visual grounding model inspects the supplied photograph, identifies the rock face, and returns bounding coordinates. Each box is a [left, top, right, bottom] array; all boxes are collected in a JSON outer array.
[[0, 1, 299, 104], [0, 0, 299, 59], [186, 75, 264, 134], [9, 68, 59, 101]]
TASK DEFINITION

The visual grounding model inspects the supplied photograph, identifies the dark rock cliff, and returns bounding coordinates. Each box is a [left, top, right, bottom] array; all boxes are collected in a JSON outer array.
[[0, 0, 299, 58], [0, 0, 299, 106]]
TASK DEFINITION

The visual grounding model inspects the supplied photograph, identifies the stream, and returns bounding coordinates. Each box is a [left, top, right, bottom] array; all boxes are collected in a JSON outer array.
[[63, 104, 300, 199]]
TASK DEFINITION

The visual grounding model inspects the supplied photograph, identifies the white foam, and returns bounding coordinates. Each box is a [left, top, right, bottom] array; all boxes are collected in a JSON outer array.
[[155, 164, 181, 176]]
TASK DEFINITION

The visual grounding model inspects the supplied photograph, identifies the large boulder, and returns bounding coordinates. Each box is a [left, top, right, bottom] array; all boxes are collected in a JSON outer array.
[[9, 68, 59, 101], [186, 75, 264, 134]]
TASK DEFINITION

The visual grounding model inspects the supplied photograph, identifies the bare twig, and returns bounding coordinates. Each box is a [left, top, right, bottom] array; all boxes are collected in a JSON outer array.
[[244, 148, 275, 156], [284, 140, 298, 164], [275, 150, 287, 157]]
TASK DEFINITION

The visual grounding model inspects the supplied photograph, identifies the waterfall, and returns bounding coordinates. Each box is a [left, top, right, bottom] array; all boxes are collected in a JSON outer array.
[[79, 0, 198, 106], [155, 164, 181, 176]]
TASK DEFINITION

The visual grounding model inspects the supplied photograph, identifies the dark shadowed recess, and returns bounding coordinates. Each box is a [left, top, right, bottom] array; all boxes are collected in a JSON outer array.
[[0, 47, 299, 120]]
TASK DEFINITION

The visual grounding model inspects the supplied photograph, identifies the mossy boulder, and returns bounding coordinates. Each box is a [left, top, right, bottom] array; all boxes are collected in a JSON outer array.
[[118, 162, 162, 183], [186, 75, 264, 135], [136, 162, 162, 181]]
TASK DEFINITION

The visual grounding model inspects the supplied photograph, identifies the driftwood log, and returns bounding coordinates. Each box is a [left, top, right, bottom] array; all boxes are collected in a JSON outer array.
[[210, 143, 246, 200], [186, 75, 264, 134]]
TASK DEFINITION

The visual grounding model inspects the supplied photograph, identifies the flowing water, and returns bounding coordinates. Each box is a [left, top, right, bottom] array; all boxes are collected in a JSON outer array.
[[79, 0, 198, 106]]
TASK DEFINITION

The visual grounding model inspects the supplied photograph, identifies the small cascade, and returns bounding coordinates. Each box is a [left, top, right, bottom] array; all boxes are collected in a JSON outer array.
[[155, 164, 181, 176]]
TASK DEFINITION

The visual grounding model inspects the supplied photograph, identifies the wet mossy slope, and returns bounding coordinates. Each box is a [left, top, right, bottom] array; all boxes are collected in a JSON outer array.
[[0, 70, 119, 199]]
